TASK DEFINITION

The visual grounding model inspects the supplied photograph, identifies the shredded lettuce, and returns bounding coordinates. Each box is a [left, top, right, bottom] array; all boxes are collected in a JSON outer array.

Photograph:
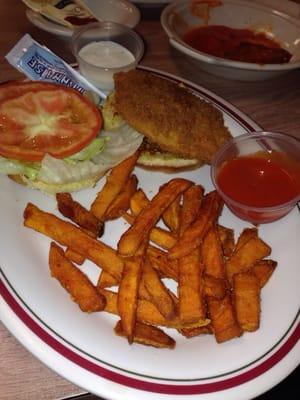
[[37, 154, 103, 184], [65, 137, 108, 164], [0, 123, 143, 185], [37, 124, 143, 184], [92, 123, 143, 166], [0, 157, 40, 179]]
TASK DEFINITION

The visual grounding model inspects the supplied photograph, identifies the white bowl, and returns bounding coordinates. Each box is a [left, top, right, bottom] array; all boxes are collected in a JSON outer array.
[[161, 0, 300, 81]]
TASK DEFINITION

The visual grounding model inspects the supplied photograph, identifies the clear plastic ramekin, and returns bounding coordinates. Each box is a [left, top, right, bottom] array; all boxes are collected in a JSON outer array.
[[211, 131, 300, 224], [71, 21, 144, 91]]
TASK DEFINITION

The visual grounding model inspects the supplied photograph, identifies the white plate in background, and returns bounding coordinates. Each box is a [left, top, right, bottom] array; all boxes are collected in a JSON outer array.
[[26, 0, 141, 37]]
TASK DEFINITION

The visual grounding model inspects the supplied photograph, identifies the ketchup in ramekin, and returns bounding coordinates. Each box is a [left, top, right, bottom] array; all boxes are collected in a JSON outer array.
[[211, 132, 300, 224]]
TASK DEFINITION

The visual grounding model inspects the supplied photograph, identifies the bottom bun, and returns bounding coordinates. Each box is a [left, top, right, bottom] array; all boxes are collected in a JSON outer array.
[[8, 173, 105, 194], [8, 150, 203, 192]]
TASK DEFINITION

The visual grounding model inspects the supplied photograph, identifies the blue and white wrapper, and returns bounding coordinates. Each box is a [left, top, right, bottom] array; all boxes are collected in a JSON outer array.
[[5, 33, 106, 99]]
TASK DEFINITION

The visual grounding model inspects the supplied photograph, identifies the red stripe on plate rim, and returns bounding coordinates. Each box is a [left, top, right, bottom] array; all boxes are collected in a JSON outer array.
[[1, 278, 299, 395]]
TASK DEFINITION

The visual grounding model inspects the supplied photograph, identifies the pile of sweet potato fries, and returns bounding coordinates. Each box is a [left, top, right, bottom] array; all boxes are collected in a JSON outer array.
[[23, 151, 277, 349]]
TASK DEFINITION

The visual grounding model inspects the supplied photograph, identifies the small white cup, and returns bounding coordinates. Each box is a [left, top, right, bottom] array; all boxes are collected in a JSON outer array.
[[71, 21, 144, 91]]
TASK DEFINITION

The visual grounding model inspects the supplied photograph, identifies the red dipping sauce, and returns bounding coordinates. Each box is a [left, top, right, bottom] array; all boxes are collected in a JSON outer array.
[[216, 151, 300, 223], [183, 25, 292, 64], [65, 16, 97, 26]]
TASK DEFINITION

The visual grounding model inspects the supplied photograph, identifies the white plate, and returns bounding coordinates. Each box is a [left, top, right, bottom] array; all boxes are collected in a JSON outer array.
[[0, 67, 299, 400], [26, 1, 141, 37]]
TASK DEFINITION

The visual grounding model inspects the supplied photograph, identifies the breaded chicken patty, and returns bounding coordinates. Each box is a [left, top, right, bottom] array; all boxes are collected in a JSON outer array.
[[113, 70, 231, 164]]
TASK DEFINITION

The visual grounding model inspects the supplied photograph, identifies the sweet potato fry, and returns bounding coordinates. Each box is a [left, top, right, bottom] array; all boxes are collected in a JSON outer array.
[[97, 270, 119, 289], [179, 325, 213, 338], [49, 242, 105, 312], [56, 192, 103, 237], [251, 259, 277, 288], [217, 225, 235, 257], [162, 195, 181, 233], [202, 226, 225, 279], [226, 236, 271, 284], [178, 249, 206, 324], [101, 289, 210, 330], [147, 246, 179, 281], [129, 188, 149, 216], [207, 294, 242, 343], [123, 213, 177, 250], [91, 151, 139, 220], [104, 174, 138, 220], [24, 203, 124, 280], [118, 178, 193, 256], [137, 299, 209, 330], [114, 320, 175, 349], [23, 169, 278, 350], [128, 188, 179, 248], [142, 258, 176, 320], [138, 274, 153, 301], [235, 228, 258, 252], [96, 246, 181, 290], [177, 184, 206, 324], [65, 247, 86, 265], [149, 227, 177, 250], [168, 190, 223, 260], [203, 274, 226, 299], [117, 242, 146, 343], [233, 272, 260, 332], [122, 212, 135, 225], [180, 184, 204, 233], [96, 248, 180, 291]]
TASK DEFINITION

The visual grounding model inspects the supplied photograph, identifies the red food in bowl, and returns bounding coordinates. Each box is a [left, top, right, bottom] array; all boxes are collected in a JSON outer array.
[[183, 25, 292, 64], [211, 132, 300, 224]]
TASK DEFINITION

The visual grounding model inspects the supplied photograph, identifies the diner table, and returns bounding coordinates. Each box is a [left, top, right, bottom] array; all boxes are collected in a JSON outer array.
[[0, 1, 299, 399]]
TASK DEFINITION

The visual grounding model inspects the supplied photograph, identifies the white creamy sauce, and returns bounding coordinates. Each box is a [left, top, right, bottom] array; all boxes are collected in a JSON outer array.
[[79, 40, 135, 68]]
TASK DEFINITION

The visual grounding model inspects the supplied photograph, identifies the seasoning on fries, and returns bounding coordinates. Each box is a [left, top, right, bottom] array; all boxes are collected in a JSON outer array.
[[91, 152, 139, 220], [56, 192, 104, 237], [142, 258, 176, 320], [162, 195, 181, 234], [168, 190, 223, 260], [24, 203, 124, 280], [23, 170, 278, 349], [207, 294, 243, 343], [178, 185, 206, 325], [117, 178, 193, 256], [226, 235, 271, 284], [104, 174, 138, 220], [117, 240, 147, 343], [100, 289, 210, 330], [49, 242, 106, 312], [114, 320, 176, 349], [233, 272, 260, 332]]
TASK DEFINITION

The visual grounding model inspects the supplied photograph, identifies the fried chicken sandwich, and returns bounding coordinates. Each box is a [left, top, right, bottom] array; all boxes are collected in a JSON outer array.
[[103, 69, 232, 170]]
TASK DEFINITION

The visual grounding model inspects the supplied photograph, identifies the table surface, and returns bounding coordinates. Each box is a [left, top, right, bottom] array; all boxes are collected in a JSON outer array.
[[0, 1, 299, 399]]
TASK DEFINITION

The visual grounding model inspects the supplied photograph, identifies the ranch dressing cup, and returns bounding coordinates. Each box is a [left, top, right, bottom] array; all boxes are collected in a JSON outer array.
[[71, 21, 144, 92]]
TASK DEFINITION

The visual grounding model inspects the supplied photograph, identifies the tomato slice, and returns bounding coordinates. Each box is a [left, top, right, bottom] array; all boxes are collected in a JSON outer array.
[[0, 85, 102, 162], [0, 81, 58, 102]]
